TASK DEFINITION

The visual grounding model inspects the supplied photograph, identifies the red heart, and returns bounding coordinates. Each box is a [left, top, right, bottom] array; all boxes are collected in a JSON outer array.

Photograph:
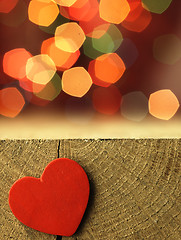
[[9, 158, 90, 236]]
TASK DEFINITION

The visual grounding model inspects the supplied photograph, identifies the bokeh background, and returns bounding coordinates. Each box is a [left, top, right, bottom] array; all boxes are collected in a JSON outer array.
[[0, 0, 181, 137]]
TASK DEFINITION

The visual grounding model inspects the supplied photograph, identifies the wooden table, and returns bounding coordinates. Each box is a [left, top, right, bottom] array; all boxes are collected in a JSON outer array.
[[0, 139, 180, 239]]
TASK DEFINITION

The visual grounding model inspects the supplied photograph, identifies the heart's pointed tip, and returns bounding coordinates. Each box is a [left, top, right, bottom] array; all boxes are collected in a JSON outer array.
[[9, 157, 90, 236]]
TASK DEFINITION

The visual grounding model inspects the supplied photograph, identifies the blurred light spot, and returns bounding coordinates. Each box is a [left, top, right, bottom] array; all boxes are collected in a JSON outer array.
[[28, 0, 59, 26], [88, 60, 111, 87], [91, 24, 110, 39], [0, 0, 27, 27], [99, 0, 130, 24], [53, 0, 77, 7], [92, 85, 122, 115], [19, 76, 46, 93], [83, 37, 103, 59], [3, 48, 32, 80], [59, 0, 91, 21], [149, 89, 180, 120], [122, 3, 152, 32], [125, 0, 142, 22], [92, 24, 123, 53], [90, 53, 126, 85], [142, 0, 172, 14], [153, 34, 181, 65], [24, 90, 50, 106], [116, 38, 139, 68], [0, 0, 18, 13], [0, 87, 25, 118], [62, 67, 92, 97], [79, 11, 109, 39], [80, 0, 99, 22], [26, 54, 56, 85], [34, 73, 62, 101], [41, 37, 80, 71], [39, 13, 69, 35], [83, 24, 123, 59], [65, 97, 94, 125], [121, 91, 148, 121], [81, 23, 110, 40], [55, 22, 85, 53]]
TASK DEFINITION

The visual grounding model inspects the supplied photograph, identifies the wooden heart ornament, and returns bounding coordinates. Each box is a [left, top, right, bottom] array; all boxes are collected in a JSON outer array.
[[9, 158, 90, 236]]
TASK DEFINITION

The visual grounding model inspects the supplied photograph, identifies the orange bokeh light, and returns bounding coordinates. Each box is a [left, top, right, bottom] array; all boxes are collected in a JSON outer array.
[[3, 48, 32, 80], [121, 4, 152, 32], [62, 67, 92, 97], [149, 89, 180, 120], [41, 37, 80, 71], [79, 0, 99, 22], [92, 53, 126, 84], [88, 60, 111, 87], [125, 0, 142, 22], [59, 0, 98, 22], [28, 0, 59, 26], [0, 87, 25, 118], [0, 0, 19, 13], [99, 0, 130, 24]]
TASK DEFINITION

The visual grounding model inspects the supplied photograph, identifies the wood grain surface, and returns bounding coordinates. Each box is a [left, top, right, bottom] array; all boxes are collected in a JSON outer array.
[[0, 140, 180, 240]]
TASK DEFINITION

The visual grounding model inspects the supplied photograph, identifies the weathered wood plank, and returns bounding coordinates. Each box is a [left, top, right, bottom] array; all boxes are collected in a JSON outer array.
[[0, 140, 59, 240], [0, 140, 180, 240], [59, 140, 181, 240]]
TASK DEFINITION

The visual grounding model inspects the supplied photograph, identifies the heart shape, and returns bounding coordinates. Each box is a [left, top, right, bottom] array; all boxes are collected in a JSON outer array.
[[9, 158, 90, 236]]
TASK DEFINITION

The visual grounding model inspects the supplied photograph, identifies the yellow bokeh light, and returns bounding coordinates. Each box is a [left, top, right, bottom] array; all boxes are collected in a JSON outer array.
[[28, 0, 59, 26], [99, 0, 130, 24], [149, 89, 180, 120], [62, 67, 92, 97], [26, 54, 56, 85], [52, 0, 77, 7], [55, 22, 86, 53]]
